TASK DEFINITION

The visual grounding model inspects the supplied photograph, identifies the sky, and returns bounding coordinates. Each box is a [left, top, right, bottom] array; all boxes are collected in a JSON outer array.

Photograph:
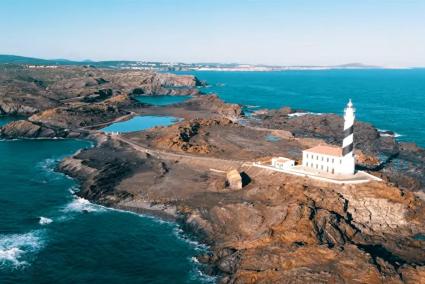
[[0, 0, 424, 67]]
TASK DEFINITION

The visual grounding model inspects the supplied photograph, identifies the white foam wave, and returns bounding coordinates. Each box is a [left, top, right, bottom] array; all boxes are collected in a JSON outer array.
[[173, 227, 209, 252], [378, 129, 403, 138], [37, 158, 57, 172], [67, 186, 80, 194], [39, 217, 53, 225], [191, 256, 200, 263], [189, 256, 217, 283], [36, 157, 65, 181], [190, 267, 217, 283], [245, 105, 260, 109], [288, 112, 323, 117], [62, 197, 106, 213], [0, 231, 45, 268], [104, 206, 171, 225]]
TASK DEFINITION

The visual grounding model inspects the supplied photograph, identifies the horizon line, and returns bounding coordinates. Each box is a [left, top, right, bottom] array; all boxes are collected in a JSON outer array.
[[1, 53, 423, 69]]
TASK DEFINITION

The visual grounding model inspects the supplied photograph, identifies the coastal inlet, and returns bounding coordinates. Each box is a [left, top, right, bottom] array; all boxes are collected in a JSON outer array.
[[0, 117, 213, 283]]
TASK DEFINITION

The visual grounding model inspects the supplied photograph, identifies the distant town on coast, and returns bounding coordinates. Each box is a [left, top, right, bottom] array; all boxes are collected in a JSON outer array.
[[0, 54, 417, 71]]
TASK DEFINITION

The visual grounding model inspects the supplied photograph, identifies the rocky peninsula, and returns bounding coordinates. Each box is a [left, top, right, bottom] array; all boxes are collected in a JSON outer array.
[[1, 65, 425, 283]]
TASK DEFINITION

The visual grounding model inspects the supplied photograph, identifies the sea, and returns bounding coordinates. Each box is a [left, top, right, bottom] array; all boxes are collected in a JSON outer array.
[[1, 69, 424, 283], [189, 69, 425, 147]]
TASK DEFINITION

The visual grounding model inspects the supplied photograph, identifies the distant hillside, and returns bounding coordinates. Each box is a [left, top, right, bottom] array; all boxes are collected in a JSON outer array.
[[0, 55, 138, 67], [0, 54, 388, 71], [0, 54, 74, 65]]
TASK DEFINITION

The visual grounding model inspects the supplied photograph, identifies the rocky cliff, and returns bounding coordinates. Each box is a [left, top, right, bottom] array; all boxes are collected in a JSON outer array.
[[0, 66, 203, 138], [0, 65, 201, 116]]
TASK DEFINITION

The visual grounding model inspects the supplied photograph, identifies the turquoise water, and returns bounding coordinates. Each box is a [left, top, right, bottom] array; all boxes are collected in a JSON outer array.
[[0, 116, 16, 127], [136, 95, 191, 106], [182, 69, 425, 147], [0, 118, 210, 283], [101, 116, 181, 133]]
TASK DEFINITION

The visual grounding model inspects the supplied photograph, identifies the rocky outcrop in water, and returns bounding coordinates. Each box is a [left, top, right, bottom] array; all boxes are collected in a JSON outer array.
[[0, 120, 82, 139], [253, 109, 425, 192]]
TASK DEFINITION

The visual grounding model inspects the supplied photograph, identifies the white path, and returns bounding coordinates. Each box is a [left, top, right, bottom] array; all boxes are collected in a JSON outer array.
[[252, 163, 382, 184]]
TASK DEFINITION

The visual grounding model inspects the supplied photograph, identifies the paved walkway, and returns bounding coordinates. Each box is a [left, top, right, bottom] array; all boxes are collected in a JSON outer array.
[[252, 163, 381, 184]]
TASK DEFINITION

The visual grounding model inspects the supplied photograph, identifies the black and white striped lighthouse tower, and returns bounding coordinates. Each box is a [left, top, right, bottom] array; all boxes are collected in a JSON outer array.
[[341, 99, 356, 174]]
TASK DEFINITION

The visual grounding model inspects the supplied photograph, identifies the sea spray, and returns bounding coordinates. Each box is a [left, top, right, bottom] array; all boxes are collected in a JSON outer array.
[[0, 230, 45, 269], [378, 129, 404, 138], [288, 112, 324, 117], [39, 217, 53, 225], [62, 197, 106, 214]]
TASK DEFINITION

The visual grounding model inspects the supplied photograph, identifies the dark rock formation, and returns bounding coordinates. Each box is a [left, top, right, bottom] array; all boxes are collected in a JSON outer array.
[[0, 65, 201, 116], [253, 109, 425, 192], [0, 66, 204, 139], [0, 119, 83, 139]]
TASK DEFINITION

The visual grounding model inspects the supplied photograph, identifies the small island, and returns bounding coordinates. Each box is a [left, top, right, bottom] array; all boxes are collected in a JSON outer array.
[[1, 65, 425, 283]]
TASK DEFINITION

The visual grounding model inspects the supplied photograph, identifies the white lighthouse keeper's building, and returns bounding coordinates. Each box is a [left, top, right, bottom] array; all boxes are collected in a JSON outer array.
[[302, 100, 356, 175]]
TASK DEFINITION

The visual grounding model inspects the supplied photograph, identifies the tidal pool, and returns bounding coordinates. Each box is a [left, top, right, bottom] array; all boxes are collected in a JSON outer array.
[[101, 115, 181, 133]]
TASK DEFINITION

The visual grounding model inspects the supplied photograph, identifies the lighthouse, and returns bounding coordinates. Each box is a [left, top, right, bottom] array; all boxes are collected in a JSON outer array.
[[340, 99, 356, 174], [301, 99, 356, 176]]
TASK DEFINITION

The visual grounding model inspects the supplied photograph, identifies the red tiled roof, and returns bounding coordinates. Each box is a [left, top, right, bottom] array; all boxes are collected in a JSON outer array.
[[304, 145, 343, 157]]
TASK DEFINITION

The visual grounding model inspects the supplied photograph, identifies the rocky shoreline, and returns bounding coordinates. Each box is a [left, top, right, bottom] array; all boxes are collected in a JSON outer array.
[[2, 66, 425, 283]]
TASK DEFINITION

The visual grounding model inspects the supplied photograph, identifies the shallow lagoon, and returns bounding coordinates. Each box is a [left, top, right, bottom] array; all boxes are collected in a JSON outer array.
[[101, 115, 181, 133]]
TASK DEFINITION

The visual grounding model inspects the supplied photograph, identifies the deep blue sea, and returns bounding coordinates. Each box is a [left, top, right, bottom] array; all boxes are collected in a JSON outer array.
[[1, 69, 424, 283], [186, 69, 425, 147], [0, 119, 211, 283]]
